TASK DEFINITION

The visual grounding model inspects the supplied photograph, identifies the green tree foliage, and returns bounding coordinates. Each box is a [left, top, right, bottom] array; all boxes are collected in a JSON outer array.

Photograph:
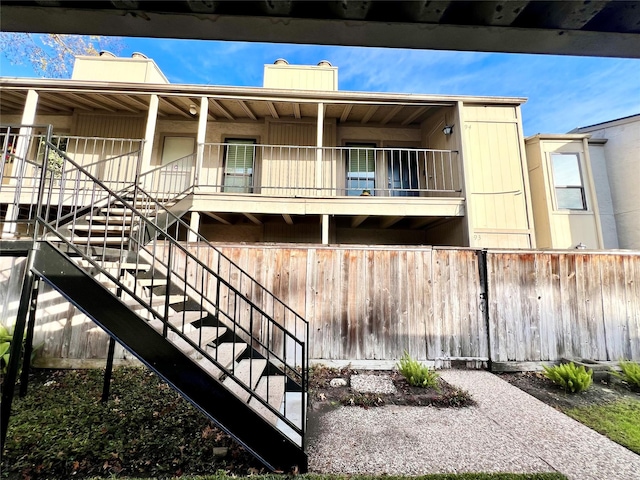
[[0, 33, 124, 78]]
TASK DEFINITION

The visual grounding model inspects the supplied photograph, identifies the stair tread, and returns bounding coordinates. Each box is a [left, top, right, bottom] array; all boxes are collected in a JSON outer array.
[[122, 294, 187, 308], [73, 224, 129, 232], [75, 259, 151, 271], [196, 342, 247, 378], [222, 359, 268, 402], [136, 277, 168, 287], [248, 376, 286, 426], [56, 235, 131, 245], [167, 310, 208, 325], [148, 320, 225, 351]]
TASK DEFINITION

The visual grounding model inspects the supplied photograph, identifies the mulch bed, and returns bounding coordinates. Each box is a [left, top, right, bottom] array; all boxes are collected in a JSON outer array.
[[309, 366, 476, 409], [497, 370, 640, 411]]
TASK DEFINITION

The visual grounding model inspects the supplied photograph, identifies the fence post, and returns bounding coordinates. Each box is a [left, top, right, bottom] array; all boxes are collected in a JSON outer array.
[[476, 249, 492, 371]]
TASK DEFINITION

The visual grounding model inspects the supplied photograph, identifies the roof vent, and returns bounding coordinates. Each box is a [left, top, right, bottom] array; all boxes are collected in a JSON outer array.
[[132, 52, 149, 59], [317, 60, 332, 67], [99, 50, 117, 57], [274, 58, 289, 65]]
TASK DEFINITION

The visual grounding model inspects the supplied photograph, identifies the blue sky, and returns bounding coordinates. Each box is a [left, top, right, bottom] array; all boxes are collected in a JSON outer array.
[[2, 36, 639, 137]]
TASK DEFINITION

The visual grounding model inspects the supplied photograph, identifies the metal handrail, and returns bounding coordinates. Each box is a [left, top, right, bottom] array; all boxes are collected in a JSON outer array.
[[35, 140, 308, 441], [199, 142, 462, 196], [137, 152, 197, 202]]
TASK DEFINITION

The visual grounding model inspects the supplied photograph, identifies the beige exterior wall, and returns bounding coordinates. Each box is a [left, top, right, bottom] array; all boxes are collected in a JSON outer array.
[[72, 55, 169, 84], [263, 63, 338, 91], [577, 115, 640, 249], [262, 119, 336, 195], [525, 136, 603, 249], [586, 141, 619, 249], [461, 104, 533, 248], [73, 113, 146, 138], [3, 114, 73, 131], [420, 107, 462, 198]]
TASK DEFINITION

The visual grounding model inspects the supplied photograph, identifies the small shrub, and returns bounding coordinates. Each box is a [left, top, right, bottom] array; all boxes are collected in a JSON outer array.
[[397, 351, 439, 388], [612, 360, 640, 390], [543, 362, 592, 393]]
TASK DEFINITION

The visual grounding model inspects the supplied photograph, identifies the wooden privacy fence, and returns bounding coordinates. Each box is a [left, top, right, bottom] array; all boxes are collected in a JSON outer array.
[[487, 251, 640, 366], [1, 245, 639, 368]]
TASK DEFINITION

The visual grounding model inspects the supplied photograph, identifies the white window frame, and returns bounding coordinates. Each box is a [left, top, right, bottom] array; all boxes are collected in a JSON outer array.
[[550, 152, 587, 211], [345, 142, 376, 196], [223, 138, 256, 193]]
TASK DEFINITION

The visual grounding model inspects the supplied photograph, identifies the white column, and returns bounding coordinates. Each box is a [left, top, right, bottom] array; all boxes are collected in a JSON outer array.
[[316, 102, 324, 192], [321, 214, 329, 245], [3, 90, 39, 236], [195, 96, 208, 187], [140, 94, 159, 175], [188, 211, 200, 243]]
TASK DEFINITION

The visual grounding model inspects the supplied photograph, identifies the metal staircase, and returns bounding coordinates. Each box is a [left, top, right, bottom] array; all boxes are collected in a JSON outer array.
[[1, 129, 308, 472]]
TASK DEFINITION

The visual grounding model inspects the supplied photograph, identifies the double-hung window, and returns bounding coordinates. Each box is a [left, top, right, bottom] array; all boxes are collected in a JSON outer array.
[[346, 143, 376, 196], [223, 139, 256, 193], [551, 152, 587, 210]]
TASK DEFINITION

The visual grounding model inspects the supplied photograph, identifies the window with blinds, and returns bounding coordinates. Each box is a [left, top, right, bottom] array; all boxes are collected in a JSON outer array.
[[346, 143, 376, 196], [223, 139, 256, 193]]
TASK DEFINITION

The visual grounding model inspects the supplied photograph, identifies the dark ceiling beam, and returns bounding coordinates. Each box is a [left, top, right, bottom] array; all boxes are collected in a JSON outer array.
[[460, 1, 529, 27], [514, 1, 610, 30], [1, 2, 639, 58]]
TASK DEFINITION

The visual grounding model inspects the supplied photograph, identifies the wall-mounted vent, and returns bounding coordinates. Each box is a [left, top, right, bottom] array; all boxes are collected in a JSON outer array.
[[132, 52, 149, 59], [317, 60, 332, 67], [274, 58, 289, 65], [99, 50, 116, 57]]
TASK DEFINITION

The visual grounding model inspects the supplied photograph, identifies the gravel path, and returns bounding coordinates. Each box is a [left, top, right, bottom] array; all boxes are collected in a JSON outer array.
[[307, 370, 640, 479]]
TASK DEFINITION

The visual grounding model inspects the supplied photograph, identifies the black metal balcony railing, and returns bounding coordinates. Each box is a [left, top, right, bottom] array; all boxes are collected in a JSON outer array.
[[198, 144, 461, 197], [1, 126, 143, 236]]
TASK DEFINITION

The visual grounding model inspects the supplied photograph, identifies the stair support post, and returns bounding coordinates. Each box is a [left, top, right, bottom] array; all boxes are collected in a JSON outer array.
[[1, 249, 35, 453], [102, 337, 117, 402], [19, 277, 40, 397], [163, 243, 173, 338]]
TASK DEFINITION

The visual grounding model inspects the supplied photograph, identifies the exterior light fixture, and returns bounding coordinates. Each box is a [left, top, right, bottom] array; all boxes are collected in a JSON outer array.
[[442, 125, 454, 136], [189, 105, 198, 115], [575, 242, 587, 249]]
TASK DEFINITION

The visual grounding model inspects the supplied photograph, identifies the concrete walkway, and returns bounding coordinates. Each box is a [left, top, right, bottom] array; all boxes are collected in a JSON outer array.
[[306, 370, 640, 479]]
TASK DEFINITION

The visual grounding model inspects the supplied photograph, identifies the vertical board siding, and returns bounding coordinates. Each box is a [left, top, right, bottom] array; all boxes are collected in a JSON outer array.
[[216, 245, 484, 361], [74, 114, 145, 139], [488, 251, 640, 363], [2, 247, 638, 366]]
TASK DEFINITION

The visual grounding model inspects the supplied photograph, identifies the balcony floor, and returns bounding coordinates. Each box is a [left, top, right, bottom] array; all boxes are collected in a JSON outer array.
[[190, 192, 465, 218]]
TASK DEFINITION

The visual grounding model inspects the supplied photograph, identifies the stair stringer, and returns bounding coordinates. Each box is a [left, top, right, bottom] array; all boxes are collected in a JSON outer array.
[[31, 241, 308, 472]]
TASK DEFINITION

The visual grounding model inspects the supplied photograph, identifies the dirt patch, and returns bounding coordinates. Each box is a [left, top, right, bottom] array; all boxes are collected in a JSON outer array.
[[498, 370, 640, 411], [309, 365, 476, 410]]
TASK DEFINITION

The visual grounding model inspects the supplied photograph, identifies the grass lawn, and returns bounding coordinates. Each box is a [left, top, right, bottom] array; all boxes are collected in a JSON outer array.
[[565, 398, 640, 454]]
